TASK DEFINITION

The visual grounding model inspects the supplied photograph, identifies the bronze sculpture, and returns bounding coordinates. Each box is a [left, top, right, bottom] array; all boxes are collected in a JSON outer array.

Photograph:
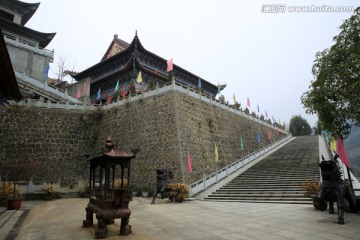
[[317, 154, 357, 224], [151, 167, 174, 204]]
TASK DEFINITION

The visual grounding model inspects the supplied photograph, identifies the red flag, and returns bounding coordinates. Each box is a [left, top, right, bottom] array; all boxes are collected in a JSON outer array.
[[265, 110, 268, 118], [76, 89, 80, 98], [337, 137, 350, 167], [187, 151, 192, 173], [268, 130, 271, 140], [247, 97, 251, 108], [83, 82, 86, 93], [107, 96, 113, 103], [121, 91, 127, 98], [167, 58, 173, 72]]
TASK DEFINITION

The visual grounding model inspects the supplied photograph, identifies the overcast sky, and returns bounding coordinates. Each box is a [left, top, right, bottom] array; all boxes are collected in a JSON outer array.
[[25, 0, 358, 127]]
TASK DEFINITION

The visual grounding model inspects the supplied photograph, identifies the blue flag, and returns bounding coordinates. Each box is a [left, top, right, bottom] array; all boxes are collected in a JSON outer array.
[[257, 132, 261, 144], [198, 78, 201, 88], [43, 63, 50, 81], [257, 104, 259, 113], [97, 88, 101, 100]]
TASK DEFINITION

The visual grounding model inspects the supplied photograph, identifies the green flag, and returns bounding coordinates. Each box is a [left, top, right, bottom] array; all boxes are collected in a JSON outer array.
[[240, 137, 244, 150]]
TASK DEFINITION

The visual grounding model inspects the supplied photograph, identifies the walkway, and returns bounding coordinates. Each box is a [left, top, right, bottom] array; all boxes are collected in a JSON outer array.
[[1, 197, 359, 240]]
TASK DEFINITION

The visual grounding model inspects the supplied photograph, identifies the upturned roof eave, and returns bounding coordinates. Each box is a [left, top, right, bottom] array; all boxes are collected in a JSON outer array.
[[92, 54, 168, 85], [0, 18, 55, 48], [74, 34, 217, 89]]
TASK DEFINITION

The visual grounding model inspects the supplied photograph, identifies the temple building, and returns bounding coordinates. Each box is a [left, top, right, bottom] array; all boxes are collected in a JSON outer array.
[[70, 34, 225, 103], [0, 0, 81, 103]]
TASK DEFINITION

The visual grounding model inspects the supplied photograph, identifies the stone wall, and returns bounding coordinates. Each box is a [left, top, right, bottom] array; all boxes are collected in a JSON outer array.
[[0, 90, 285, 192], [0, 106, 98, 186], [97, 91, 285, 190]]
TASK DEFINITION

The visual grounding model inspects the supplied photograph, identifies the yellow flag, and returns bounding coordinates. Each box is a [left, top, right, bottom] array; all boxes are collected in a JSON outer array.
[[233, 93, 236, 103], [136, 71, 142, 83], [215, 143, 219, 162], [330, 137, 337, 151]]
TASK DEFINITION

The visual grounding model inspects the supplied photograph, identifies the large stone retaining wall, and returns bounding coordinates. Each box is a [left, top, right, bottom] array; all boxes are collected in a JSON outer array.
[[0, 91, 285, 192], [94, 91, 284, 190], [0, 106, 99, 185]]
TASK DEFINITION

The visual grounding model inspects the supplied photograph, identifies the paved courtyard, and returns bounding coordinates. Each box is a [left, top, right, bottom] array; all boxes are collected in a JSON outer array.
[[1, 197, 359, 240]]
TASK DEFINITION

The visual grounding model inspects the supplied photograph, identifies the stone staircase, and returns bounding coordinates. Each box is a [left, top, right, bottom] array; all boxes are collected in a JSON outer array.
[[59, 190, 79, 199], [204, 135, 320, 204]]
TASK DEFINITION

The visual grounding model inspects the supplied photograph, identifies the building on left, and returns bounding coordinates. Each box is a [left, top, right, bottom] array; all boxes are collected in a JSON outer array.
[[0, 0, 81, 103]]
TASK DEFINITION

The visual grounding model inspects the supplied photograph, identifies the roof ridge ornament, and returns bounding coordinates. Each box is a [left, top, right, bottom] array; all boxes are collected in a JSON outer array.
[[134, 30, 138, 50], [105, 136, 115, 150]]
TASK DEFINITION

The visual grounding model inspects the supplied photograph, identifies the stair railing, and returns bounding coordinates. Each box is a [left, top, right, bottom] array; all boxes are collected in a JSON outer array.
[[189, 134, 292, 197]]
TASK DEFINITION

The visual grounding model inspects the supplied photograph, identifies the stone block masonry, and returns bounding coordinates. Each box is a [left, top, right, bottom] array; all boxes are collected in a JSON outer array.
[[0, 106, 99, 186], [96, 91, 285, 191], [0, 91, 285, 193]]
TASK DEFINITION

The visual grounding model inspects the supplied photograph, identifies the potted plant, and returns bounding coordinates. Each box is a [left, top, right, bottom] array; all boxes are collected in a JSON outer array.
[[41, 183, 59, 200], [168, 182, 189, 202], [130, 184, 140, 197], [78, 179, 90, 198], [0, 181, 18, 206], [301, 180, 327, 210], [114, 178, 128, 189], [0, 160, 43, 209]]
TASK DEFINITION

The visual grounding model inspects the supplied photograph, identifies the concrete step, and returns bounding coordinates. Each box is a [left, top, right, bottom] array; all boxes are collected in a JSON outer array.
[[202, 136, 320, 204], [216, 188, 306, 192], [206, 192, 310, 196], [202, 199, 312, 204], [60, 191, 79, 199], [204, 196, 312, 202]]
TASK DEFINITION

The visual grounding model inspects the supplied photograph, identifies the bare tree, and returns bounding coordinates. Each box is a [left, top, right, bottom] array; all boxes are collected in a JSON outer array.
[[51, 53, 77, 83]]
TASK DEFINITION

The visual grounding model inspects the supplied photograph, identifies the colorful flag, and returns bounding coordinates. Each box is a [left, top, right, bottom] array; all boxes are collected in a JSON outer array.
[[247, 97, 250, 108], [330, 137, 336, 151], [198, 78, 201, 88], [43, 63, 50, 81], [97, 88, 101, 100], [240, 137, 244, 150], [114, 80, 119, 92], [215, 143, 219, 162], [76, 89, 80, 98], [257, 132, 261, 143], [136, 71, 142, 83], [83, 82, 87, 93], [187, 151, 193, 173], [167, 58, 173, 72], [324, 130, 329, 144], [233, 93, 236, 104], [217, 82, 220, 95], [337, 137, 350, 167]]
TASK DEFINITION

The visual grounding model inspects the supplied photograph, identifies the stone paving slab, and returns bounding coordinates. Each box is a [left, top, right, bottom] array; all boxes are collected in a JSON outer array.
[[0, 197, 359, 240]]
